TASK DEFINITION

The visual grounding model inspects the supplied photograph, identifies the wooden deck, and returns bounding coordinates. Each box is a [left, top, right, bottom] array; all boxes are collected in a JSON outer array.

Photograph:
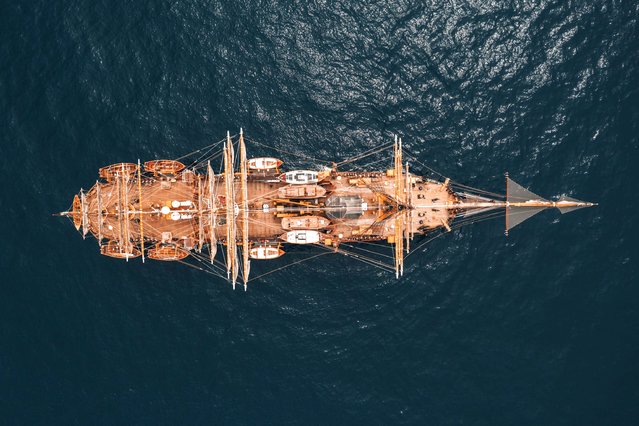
[[83, 167, 456, 254], [61, 135, 593, 285]]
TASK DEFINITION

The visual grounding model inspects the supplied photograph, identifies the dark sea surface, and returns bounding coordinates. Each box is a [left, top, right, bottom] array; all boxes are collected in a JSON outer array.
[[1, 0, 638, 424]]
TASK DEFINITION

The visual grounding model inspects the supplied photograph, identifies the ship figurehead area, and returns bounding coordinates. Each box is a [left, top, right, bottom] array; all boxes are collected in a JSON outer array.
[[57, 130, 596, 290]]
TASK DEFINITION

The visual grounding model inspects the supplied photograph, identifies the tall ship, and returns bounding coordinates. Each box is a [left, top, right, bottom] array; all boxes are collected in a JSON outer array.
[[58, 130, 595, 290]]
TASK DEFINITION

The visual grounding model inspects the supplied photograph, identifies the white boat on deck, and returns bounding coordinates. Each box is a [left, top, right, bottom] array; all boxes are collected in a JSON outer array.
[[248, 157, 283, 170], [277, 184, 326, 199], [280, 230, 321, 244], [281, 216, 330, 230], [279, 170, 318, 185], [249, 245, 285, 260]]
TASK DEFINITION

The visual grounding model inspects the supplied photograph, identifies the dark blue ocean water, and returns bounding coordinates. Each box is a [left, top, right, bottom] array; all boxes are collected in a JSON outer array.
[[1, 1, 638, 424]]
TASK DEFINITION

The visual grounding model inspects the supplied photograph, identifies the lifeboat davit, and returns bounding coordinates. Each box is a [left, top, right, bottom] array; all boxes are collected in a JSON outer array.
[[281, 216, 330, 230], [279, 170, 319, 185], [249, 245, 285, 260], [280, 230, 322, 244], [277, 184, 326, 199], [248, 157, 283, 170]]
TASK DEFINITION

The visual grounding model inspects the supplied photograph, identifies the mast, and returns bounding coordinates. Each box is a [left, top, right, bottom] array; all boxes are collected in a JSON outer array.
[[224, 132, 238, 289], [405, 161, 411, 254], [239, 128, 251, 290], [208, 166, 218, 258], [223, 141, 231, 281], [116, 171, 123, 255], [122, 163, 132, 261], [393, 136, 405, 278], [137, 160, 145, 263], [505, 172, 509, 236], [197, 173, 204, 253], [95, 181, 103, 246], [230, 135, 238, 286]]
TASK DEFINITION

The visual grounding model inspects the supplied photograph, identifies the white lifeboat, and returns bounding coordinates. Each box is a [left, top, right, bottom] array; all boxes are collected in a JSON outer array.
[[249, 245, 285, 260], [281, 230, 321, 244], [279, 170, 319, 185], [281, 216, 330, 230], [248, 157, 283, 170]]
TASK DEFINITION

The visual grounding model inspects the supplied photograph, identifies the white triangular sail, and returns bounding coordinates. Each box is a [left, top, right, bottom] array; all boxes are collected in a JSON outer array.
[[507, 177, 547, 202], [557, 195, 588, 214], [505, 177, 548, 232], [506, 206, 546, 231]]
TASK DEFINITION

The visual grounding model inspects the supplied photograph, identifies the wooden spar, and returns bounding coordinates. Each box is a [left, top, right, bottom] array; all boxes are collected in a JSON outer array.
[[393, 137, 398, 277], [95, 181, 103, 246], [399, 137, 405, 277], [80, 189, 88, 240], [398, 138, 403, 203], [505, 172, 509, 236], [399, 138, 404, 276], [224, 132, 238, 288], [239, 129, 250, 290], [393, 136, 405, 278], [394, 136, 399, 205], [223, 143, 233, 279], [404, 162, 410, 254], [137, 160, 145, 263], [229, 135, 238, 286], [122, 163, 131, 261], [197, 174, 204, 253], [413, 200, 592, 209], [394, 215, 400, 278], [116, 171, 123, 254], [207, 160, 217, 263]]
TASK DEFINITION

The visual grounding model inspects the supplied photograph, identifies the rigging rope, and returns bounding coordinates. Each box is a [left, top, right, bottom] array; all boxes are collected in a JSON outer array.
[[177, 258, 227, 280], [340, 242, 395, 260], [245, 136, 334, 165], [247, 251, 332, 282], [335, 142, 395, 166], [174, 136, 228, 162]]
